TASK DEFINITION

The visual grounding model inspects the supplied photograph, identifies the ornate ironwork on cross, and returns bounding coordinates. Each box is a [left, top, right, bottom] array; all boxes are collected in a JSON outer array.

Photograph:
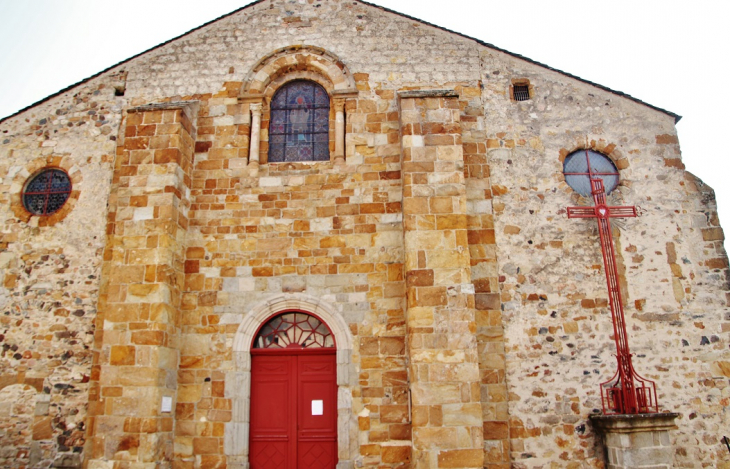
[[565, 149, 658, 415]]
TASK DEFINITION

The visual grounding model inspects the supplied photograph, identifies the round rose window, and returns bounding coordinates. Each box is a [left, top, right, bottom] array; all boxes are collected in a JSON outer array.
[[22, 169, 72, 216], [563, 149, 619, 197]]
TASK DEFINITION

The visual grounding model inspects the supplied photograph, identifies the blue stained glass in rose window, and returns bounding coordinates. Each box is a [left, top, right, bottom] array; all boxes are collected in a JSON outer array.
[[269, 81, 330, 162], [23, 169, 72, 216]]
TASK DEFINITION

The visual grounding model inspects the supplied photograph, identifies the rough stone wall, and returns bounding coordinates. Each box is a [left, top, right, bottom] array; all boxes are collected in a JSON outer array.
[[0, 72, 123, 467], [119, 0, 482, 110], [480, 49, 730, 468]]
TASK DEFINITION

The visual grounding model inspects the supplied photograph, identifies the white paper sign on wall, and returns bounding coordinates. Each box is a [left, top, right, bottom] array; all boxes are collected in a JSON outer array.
[[311, 400, 323, 416], [161, 396, 173, 413]]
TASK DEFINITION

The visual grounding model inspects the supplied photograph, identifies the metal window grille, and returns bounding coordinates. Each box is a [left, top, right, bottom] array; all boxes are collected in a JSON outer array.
[[513, 84, 530, 102], [22, 169, 72, 216]]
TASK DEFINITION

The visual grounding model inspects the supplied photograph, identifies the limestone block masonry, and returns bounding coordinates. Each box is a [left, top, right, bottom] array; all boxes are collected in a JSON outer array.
[[590, 413, 680, 469], [400, 90, 484, 469], [0, 1, 727, 468]]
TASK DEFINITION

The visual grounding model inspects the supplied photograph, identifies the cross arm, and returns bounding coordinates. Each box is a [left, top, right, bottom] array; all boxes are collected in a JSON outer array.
[[567, 205, 638, 219], [606, 206, 638, 218], [567, 206, 598, 219]]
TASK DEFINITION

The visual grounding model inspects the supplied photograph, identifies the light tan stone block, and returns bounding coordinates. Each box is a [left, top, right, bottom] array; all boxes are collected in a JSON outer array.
[[437, 449, 484, 468], [407, 306, 435, 327], [412, 349, 466, 364], [442, 403, 482, 427], [177, 385, 203, 403], [427, 250, 469, 269], [110, 346, 136, 366], [412, 427, 460, 450], [411, 383, 463, 405]]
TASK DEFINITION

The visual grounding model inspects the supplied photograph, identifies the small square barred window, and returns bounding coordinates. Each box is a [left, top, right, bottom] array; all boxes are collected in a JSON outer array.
[[513, 84, 530, 102]]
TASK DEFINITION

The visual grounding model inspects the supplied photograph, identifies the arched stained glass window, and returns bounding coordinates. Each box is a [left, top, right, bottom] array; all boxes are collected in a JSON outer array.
[[563, 149, 619, 197], [253, 312, 335, 349], [269, 80, 330, 163]]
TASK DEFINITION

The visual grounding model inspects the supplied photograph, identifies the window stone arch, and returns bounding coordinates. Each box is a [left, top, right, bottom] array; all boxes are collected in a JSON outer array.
[[241, 45, 357, 168], [241, 45, 357, 96], [226, 293, 356, 469]]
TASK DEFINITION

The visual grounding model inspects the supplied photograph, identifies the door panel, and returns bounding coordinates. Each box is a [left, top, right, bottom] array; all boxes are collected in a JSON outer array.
[[250, 355, 296, 469], [250, 352, 336, 469], [297, 355, 337, 469]]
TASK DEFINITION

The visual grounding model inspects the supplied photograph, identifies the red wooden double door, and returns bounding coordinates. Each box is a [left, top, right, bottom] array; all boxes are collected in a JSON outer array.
[[250, 351, 337, 469]]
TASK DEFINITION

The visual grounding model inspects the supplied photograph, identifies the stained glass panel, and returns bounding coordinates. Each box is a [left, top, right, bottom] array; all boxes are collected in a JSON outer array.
[[22, 169, 72, 216], [253, 312, 335, 349], [269, 81, 330, 163]]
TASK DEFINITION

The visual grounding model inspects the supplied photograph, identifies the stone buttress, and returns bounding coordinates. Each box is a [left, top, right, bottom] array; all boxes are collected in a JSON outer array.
[[85, 103, 196, 468], [400, 91, 485, 469]]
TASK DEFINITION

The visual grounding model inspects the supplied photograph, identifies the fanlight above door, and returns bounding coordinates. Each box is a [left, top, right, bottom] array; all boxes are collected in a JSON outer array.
[[253, 312, 335, 349]]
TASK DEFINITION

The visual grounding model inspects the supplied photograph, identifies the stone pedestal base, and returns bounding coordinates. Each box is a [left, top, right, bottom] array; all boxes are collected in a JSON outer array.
[[590, 413, 679, 469]]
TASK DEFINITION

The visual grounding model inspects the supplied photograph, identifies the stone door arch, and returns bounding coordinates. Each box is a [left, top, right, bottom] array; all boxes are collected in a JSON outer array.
[[227, 293, 355, 469]]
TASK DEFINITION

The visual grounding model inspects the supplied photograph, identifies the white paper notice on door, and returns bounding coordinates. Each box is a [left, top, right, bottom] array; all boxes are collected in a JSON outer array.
[[311, 400, 323, 416]]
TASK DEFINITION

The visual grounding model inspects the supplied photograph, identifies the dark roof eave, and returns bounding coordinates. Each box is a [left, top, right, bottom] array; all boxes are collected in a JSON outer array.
[[1, 0, 681, 125]]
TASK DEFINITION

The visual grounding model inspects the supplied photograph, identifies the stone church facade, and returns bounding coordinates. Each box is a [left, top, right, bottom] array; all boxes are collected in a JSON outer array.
[[0, 1, 728, 468]]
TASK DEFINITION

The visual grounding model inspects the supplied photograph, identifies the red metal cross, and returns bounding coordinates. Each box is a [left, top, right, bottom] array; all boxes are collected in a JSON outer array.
[[567, 178, 658, 415]]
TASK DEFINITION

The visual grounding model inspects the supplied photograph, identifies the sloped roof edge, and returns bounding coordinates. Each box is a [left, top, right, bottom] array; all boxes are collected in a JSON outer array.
[[1, 0, 680, 125], [359, 0, 681, 123]]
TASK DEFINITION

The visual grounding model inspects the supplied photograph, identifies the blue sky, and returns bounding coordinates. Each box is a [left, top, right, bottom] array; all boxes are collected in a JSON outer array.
[[1, 0, 729, 248]]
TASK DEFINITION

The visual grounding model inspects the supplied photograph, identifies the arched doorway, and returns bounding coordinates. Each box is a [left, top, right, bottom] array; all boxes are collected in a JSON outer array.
[[249, 311, 337, 469]]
